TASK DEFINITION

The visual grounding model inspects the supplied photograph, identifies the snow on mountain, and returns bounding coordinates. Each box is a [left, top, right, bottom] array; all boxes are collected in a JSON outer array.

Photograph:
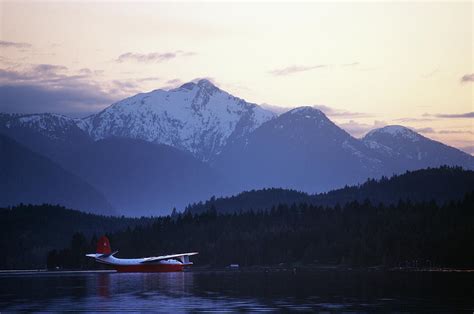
[[79, 79, 275, 161], [365, 125, 421, 142], [0, 113, 83, 142], [363, 125, 474, 170]]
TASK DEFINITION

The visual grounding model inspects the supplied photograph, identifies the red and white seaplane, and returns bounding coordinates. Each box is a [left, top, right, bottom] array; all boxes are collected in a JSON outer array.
[[86, 236, 198, 272]]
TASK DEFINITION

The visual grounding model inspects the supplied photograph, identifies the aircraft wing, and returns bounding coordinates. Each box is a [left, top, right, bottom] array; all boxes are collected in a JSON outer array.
[[140, 252, 198, 264]]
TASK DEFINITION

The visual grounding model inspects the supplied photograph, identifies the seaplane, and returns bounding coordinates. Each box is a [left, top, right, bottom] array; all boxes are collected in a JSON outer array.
[[86, 236, 198, 272]]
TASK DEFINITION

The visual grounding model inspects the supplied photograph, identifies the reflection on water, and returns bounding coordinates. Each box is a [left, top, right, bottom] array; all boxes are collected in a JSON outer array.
[[0, 269, 473, 312]]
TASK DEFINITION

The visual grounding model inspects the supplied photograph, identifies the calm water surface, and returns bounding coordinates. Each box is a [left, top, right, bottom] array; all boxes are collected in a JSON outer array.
[[0, 269, 473, 312]]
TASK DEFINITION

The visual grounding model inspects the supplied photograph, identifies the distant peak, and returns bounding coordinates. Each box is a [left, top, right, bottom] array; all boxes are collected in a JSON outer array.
[[370, 125, 415, 134], [365, 125, 421, 141], [197, 79, 220, 92], [178, 78, 219, 92], [179, 82, 196, 90], [288, 106, 325, 116], [196, 78, 215, 87]]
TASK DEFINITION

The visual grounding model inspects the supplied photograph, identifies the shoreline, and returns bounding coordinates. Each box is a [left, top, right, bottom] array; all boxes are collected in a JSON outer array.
[[1, 266, 473, 275]]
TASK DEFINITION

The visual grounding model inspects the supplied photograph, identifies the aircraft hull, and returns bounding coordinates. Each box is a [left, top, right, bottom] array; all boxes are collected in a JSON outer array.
[[113, 263, 185, 273]]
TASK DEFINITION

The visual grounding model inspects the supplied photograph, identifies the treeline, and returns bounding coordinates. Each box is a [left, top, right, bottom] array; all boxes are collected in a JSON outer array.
[[53, 191, 474, 269], [186, 166, 474, 214], [0, 204, 156, 269]]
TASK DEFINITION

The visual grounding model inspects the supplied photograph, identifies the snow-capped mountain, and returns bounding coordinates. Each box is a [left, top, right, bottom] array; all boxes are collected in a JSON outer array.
[[214, 106, 384, 192], [363, 125, 474, 171], [2, 82, 474, 215], [0, 113, 84, 142], [78, 79, 275, 161]]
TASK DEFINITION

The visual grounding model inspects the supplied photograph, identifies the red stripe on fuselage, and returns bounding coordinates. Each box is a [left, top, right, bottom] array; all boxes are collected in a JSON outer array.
[[113, 263, 185, 273]]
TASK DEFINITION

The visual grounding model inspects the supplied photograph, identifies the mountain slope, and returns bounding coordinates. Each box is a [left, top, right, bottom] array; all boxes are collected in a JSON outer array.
[[0, 135, 114, 215], [0, 113, 92, 163], [186, 166, 474, 214], [309, 166, 474, 207], [78, 79, 275, 161], [214, 106, 384, 193], [0, 113, 86, 142], [363, 125, 474, 172], [57, 137, 231, 216]]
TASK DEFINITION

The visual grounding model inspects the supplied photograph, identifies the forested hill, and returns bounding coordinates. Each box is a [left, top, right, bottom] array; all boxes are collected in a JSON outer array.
[[51, 191, 474, 269], [309, 166, 474, 207], [0, 204, 156, 269], [186, 166, 474, 214], [184, 189, 308, 215]]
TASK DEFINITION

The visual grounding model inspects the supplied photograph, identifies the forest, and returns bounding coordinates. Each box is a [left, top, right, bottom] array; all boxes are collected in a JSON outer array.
[[2, 166, 473, 270], [186, 166, 474, 214], [0, 204, 155, 269], [47, 191, 474, 270]]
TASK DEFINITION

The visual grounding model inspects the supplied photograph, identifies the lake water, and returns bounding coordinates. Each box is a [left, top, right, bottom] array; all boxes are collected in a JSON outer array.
[[0, 269, 473, 312]]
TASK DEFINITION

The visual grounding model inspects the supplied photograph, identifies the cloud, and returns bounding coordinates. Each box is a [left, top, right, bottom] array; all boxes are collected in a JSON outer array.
[[313, 105, 370, 119], [157, 78, 183, 90], [424, 112, 474, 119], [258, 104, 370, 118], [269, 62, 362, 76], [259, 103, 291, 115], [166, 78, 182, 85], [190, 77, 220, 86], [0, 40, 32, 49], [422, 67, 439, 78], [136, 76, 160, 82], [269, 65, 327, 76], [460, 145, 474, 155], [341, 62, 359, 67], [110, 80, 141, 94], [116, 51, 195, 63], [461, 73, 474, 82], [337, 120, 387, 138], [0, 64, 119, 116], [34, 64, 68, 73], [415, 127, 435, 134], [438, 130, 474, 134], [393, 117, 435, 123], [0, 84, 114, 117]]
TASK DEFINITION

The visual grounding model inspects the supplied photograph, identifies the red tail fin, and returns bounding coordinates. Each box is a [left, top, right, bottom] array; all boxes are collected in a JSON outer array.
[[97, 236, 112, 255]]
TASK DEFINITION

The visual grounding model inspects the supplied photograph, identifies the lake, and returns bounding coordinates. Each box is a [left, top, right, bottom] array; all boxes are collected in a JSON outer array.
[[0, 269, 473, 312]]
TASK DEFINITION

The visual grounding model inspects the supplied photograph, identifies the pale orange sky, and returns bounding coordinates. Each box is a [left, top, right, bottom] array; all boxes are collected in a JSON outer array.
[[0, 1, 472, 153]]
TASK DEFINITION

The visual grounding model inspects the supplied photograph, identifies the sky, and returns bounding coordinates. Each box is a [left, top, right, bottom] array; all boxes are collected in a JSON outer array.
[[0, 1, 472, 153]]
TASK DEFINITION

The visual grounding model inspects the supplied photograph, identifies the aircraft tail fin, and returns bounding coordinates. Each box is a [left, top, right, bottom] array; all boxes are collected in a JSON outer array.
[[96, 236, 112, 255], [85, 237, 117, 259]]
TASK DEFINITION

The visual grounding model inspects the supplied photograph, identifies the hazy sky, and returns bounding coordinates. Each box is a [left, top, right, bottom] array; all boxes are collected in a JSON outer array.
[[0, 1, 472, 153]]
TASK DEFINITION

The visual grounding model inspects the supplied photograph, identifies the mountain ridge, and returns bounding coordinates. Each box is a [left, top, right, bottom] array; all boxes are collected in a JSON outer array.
[[1, 79, 473, 215], [77, 79, 275, 161], [186, 166, 474, 215], [0, 134, 114, 215]]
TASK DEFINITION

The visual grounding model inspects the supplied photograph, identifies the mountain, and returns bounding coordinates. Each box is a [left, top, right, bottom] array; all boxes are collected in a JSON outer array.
[[186, 166, 474, 214], [0, 113, 92, 163], [2, 81, 474, 215], [309, 166, 474, 207], [363, 125, 474, 172], [57, 137, 230, 216], [0, 135, 114, 215], [0, 111, 233, 216], [78, 79, 275, 161], [213, 106, 384, 192], [0, 113, 85, 142]]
